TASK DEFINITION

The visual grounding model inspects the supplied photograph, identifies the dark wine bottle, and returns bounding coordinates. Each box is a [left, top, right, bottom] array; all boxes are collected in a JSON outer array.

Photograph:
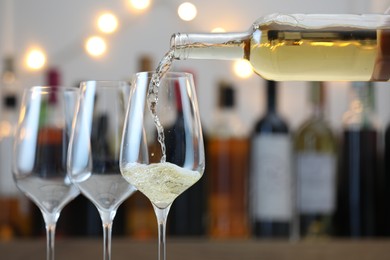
[[250, 80, 293, 238], [383, 123, 390, 236], [335, 82, 379, 238], [166, 79, 206, 236]]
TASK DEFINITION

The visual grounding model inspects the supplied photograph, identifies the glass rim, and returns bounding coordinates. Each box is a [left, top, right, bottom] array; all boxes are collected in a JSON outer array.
[[79, 80, 130, 84], [78, 80, 131, 89], [26, 85, 79, 92], [134, 71, 194, 80]]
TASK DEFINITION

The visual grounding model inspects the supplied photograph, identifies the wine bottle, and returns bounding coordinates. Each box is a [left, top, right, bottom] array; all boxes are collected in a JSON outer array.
[[89, 111, 127, 236], [383, 122, 390, 236], [32, 68, 87, 237], [166, 78, 207, 237], [32, 68, 60, 236], [294, 82, 337, 239], [207, 81, 250, 238], [335, 82, 379, 237], [250, 80, 293, 238], [125, 55, 157, 239], [170, 14, 390, 81]]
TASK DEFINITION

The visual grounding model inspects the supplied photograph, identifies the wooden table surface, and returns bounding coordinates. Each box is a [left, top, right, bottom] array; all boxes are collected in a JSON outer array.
[[1, 238, 390, 260]]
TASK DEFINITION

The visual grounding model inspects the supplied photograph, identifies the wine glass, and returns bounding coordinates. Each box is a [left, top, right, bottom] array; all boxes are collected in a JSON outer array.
[[67, 81, 136, 260], [13, 86, 80, 260], [120, 72, 205, 260]]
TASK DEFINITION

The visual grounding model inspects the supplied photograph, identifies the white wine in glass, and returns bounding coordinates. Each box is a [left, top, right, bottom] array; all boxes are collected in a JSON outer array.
[[120, 72, 205, 260]]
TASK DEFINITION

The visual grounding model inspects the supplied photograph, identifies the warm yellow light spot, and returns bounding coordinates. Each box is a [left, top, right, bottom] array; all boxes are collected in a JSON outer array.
[[129, 0, 151, 10], [233, 59, 253, 78], [85, 36, 107, 57], [178, 2, 197, 21], [26, 49, 46, 70], [98, 13, 118, 34], [211, 27, 226, 33]]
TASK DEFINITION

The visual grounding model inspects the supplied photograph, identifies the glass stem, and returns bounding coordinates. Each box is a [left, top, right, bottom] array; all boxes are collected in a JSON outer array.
[[153, 204, 171, 260], [46, 223, 56, 260], [103, 222, 112, 260], [42, 212, 59, 260], [99, 210, 116, 260]]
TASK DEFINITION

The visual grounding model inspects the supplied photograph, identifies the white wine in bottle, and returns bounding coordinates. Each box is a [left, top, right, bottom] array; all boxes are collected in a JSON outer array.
[[169, 14, 390, 81]]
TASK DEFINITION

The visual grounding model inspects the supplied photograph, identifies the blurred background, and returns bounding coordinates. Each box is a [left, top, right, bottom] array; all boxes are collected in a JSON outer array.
[[0, 0, 390, 241], [0, 0, 389, 131]]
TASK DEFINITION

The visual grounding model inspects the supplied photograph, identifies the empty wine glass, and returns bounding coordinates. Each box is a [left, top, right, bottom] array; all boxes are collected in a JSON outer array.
[[120, 72, 205, 260], [13, 86, 80, 260], [67, 81, 136, 260]]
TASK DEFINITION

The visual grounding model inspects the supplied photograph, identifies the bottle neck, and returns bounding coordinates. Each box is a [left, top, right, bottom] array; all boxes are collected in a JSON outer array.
[[1, 57, 16, 86], [266, 81, 277, 114], [217, 82, 236, 124], [357, 85, 375, 125], [310, 82, 325, 119], [46, 68, 60, 104], [344, 82, 376, 129], [212, 82, 247, 138], [170, 31, 251, 61]]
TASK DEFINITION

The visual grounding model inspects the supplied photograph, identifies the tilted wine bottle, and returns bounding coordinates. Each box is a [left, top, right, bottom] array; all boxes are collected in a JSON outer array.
[[170, 14, 390, 81]]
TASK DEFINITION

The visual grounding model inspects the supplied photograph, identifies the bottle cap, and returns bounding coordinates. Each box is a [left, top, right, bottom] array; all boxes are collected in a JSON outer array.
[[218, 81, 235, 108], [138, 55, 153, 71], [46, 68, 61, 104], [46, 68, 60, 86], [3, 94, 17, 108]]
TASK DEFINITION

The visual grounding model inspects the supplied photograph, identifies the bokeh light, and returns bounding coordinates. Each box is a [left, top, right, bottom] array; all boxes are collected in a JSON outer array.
[[178, 2, 197, 21], [25, 48, 46, 70], [129, 0, 151, 10], [233, 59, 253, 78], [97, 12, 119, 34], [85, 36, 107, 57]]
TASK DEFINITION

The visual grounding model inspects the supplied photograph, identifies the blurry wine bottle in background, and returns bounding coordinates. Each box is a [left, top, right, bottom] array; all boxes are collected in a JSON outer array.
[[294, 82, 337, 239], [89, 109, 127, 236], [32, 68, 63, 235], [125, 55, 157, 239], [335, 82, 380, 238], [250, 80, 293, 239], [167, 73, 207, 237], [32, 68, 89, 237], [207, 81, 250, 238], [383, 121, 390, 236]]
